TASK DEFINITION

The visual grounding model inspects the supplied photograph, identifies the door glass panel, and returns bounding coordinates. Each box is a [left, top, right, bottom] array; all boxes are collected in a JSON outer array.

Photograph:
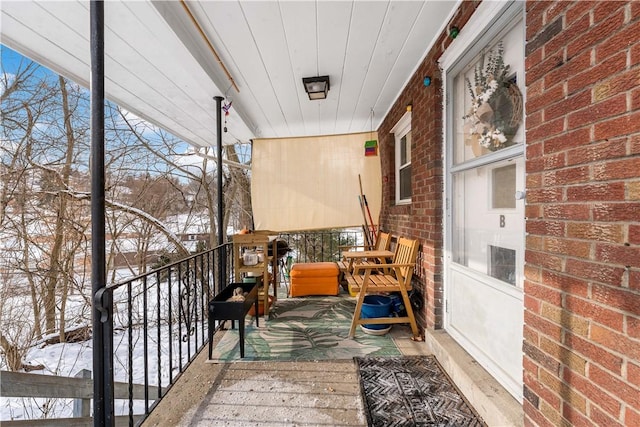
[[452, 158, 524, 287], [453, 19, 524, 165]]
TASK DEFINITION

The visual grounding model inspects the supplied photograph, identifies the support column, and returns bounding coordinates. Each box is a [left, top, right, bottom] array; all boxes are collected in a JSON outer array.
[[90, 1, 114, 425], [214, 96, 226, 287]]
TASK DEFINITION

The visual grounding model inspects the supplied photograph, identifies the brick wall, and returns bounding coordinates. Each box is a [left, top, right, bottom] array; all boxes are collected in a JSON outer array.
[[377, 1, 479, 330], [524, 1, 640, 426]]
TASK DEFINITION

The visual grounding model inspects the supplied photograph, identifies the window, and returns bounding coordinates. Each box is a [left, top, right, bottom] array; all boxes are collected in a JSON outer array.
[[391, 111, 411, 204], [449, 17, 525, 287]]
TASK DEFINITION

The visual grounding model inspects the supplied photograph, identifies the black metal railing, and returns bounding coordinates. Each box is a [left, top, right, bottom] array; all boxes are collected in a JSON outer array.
[[102, 243, 233, 426], [98, 228, 363, 426], [278, 229, 362, 263]]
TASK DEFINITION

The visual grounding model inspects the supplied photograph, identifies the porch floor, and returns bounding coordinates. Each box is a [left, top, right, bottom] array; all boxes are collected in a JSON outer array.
[[141, 325, 428, 426], [141, 299, 522, 426]]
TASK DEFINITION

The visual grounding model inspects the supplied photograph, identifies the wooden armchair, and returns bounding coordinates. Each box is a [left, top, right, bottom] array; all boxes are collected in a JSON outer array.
[[345, 237, 420, 339]]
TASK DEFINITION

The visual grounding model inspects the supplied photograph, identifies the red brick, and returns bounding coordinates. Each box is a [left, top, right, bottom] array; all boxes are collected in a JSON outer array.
[[633, 42, 640, 67], [626, 407, 640, 427], [589, 364, 640, 409], [563, 368, 622, 419], [563, 402, 596, 427], [595, 244, 640, 268], [544, 90, 592, 124], [526, 204, 543, 219], [525, 370, 561, 409], [526, 250, 564, 270], [566, 223, 624, 244], [528, 52, 565, 85], [543, 203, 591, 221], [528, 171, 543, 188], [592, 284, 640, 314], [566, 182, 626, 202], [598, 19, 640, 61], [524, 324, 541, 346], [545, 2, 569, 25], [629, 315, 640, 340], [594, 111, 640, 141], [525, 280, 563, 306], [565, 259, 626, 286], [524, 353, 540, 376], [527, 152, 567, 173], [525, 399, 557, 427], [592, 202, 640, 221], [542, 270, 590, 297], [527, 110, 544, 129], [544, 237, 591, 258], [633, 0, 640, 20], [589, 405, 624, 427], [547, 15, 589, 58], [566, 138, 628, 166], [526, 310, 564, 342], [525, 142, 543, 161], [565, 0, 595, 26], [630, 271, 640, 291], [568, 51, 626, 95], [633, 86, 640, 111], [595, 157, 640, 181], [564, 332, 623, 375], [593, 1, 626, 25], [590, 324, 640, 360], [529, 83, 564, 113], [527, 187, 564, 204], [632, 135, 640, 154], [526, 11, 544, 40], [544, 165, 590, 186], [565, 294, 624, 332], [567, 10, 625, 60], [525, 294, 542, 313], [631, 225, 640, 245], [568, 94, 627, 130], [527, 218, 565, 236], [629, 362, 640, 388], [527, 117, 566, 143]]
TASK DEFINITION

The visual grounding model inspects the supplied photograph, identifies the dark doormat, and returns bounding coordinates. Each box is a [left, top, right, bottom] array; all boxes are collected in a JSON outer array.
[[354, 355, 486, 427]]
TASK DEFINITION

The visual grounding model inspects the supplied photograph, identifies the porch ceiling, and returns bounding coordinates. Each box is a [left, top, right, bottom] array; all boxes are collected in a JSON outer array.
[[1, 0, 457, 147]]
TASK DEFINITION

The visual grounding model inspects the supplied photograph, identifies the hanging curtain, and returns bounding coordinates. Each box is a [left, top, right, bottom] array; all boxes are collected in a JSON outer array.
[[251, 132, 381, 232]]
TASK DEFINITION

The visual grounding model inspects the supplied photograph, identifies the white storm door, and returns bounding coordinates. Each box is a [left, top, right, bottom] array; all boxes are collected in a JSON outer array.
[[442, 2, 525, 402]]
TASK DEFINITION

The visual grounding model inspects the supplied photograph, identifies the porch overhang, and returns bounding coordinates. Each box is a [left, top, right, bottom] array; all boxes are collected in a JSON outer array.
[[1, 0, 459, 146]]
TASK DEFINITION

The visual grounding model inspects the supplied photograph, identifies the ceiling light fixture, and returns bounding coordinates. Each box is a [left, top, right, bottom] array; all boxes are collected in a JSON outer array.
[[302, 76, 330, 100]]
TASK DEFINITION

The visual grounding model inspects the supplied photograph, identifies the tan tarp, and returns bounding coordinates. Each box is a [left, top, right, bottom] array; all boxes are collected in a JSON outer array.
[[251, 132, 381, 232]]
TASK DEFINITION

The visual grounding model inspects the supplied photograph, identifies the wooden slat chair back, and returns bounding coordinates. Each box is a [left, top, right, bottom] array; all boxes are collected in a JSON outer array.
[[346, 237, 420, 339], [337, 232, 392, 275]]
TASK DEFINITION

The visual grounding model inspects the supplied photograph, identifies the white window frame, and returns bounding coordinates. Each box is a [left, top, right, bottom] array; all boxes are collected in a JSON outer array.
[[390, 111, 412, 204]]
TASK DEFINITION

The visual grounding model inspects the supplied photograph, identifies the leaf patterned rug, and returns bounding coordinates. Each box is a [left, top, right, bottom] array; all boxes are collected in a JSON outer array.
[[208, 295, 401, 362]]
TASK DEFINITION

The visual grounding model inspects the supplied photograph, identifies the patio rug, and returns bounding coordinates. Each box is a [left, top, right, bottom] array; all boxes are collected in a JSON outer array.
[[208, 295, 401, 362], [355, 355, 486, 427]]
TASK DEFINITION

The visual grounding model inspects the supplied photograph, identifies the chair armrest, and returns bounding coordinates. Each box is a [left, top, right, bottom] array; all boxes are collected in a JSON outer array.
[[353, 263, 415, 273], [338, 244, 375, 251]]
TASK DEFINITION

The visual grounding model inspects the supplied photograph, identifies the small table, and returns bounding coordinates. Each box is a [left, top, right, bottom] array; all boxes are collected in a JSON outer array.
[[208, 282, 259, 359], [341, 250, 395, 274]]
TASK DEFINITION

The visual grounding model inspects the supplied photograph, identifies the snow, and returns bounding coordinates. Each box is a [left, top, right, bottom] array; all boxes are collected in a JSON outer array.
[[1, 268, 205, 422]]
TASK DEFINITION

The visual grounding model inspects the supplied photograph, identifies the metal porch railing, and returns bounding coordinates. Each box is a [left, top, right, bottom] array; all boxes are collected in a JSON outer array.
[[94, 229, 362, 426]]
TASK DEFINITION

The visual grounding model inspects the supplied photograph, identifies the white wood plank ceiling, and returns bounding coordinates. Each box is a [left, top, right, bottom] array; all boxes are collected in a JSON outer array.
[[1, 0, 458, 147]]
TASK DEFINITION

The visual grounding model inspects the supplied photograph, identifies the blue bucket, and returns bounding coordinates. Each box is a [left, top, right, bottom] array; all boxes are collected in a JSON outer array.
[[361, 295, 392, 330]]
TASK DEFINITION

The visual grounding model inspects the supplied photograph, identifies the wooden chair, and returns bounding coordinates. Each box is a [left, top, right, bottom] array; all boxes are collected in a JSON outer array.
[[345, 237, 420, 339], [337, 231, 392, 276]]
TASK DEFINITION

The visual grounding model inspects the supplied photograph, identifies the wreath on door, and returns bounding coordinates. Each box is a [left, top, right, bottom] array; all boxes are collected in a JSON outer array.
[[463, 42, 522, 153]]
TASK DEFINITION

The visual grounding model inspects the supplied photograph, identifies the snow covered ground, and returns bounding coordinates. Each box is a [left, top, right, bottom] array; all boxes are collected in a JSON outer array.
[[1, 267, 206, 422]]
